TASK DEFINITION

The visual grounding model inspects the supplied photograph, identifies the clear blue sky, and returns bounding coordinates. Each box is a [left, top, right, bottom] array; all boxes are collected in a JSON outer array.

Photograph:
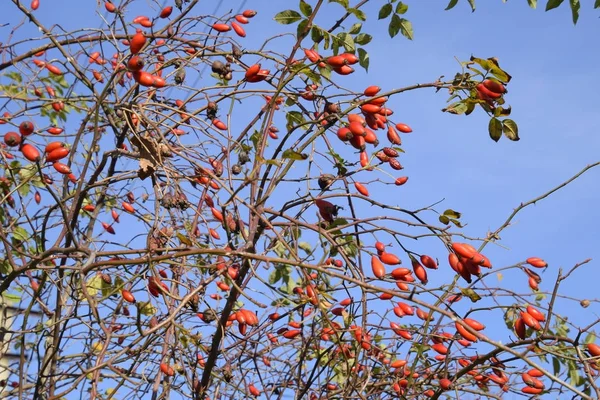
[[3, 0, 600, 397]]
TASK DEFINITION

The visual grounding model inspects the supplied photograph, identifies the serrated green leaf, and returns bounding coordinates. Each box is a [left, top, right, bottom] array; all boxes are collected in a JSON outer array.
[[357, 48, 369, 71], [502, 119, 519, 141], [348, 22, 362, 34], [274, 10, 303, 24], [489, 117, 503, 142], [299, 0, 313, 17], [445, 0, 459, 10], [395, 2, 408, 14], [546, 0, 565, 11], [354, 33, 372, 45], [282, 149, 308, 160], [379, 3, 393, 19]]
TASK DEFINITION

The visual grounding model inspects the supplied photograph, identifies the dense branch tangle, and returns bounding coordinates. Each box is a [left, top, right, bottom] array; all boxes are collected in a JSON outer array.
[[0, 1, 598, 400]]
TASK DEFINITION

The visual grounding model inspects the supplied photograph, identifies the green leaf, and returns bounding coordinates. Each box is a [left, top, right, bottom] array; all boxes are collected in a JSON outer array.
[[52, 74, 69, 89], [2, 292, 20, 303], [443, 209, 461, 219], [395, 2, 408, 14], [274, 10, 303, 24], [502, 119, 519, 141], [488, 117, 503, 142], [138, 301, 157, 316], [250, 130, 261, 150], [5, 71, 22, 83], [269, 268, 282, 285], [546, 0, 565, 11], [568, 362, 581, 387], [299, 242, 312, 253], [299, 0, 313, 17], [318, 65, 331, 81], [388, 14, 401, 38], [336, 32, 355, 52], [282, 149, 308, 160], [348, 22, 362, 34], [553, 356, 561, 375], [460, 287, 482, 302], [0, 260, 13, 275], [596, 0, 600, 8], [528, 0, 538, 8], [348, 7, 366, 21], [17, 182, 30, 197], [585, 333, 596, 344], [85, 274, 103, 298], [311, 26, 324, 42], [467, 0, 476, 11], [329, 0, 349, 8], [504, 308, 516, 329], [569, 0, 580, 24], [397, 17, 413, 40], [297, 19, 310, 39], [357, 48, 369, 71], [445, 0, 459, 10], [286, 111, 306, 131], [494, 106, 512, 117], [439, 215, 450, 225], [12, 226, 29, 242], [101, 278, 113, 298], [442, 101, 468, 115], [448, 218, 463, 228], [354, 33, 372, 45], [177, 232, 192, 246], [535, 293, 546, 302], [379, 3, 393, 19]]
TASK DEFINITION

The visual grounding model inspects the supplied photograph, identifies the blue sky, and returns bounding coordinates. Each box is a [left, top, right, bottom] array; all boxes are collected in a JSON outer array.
[[2, 0, 600, 397]]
